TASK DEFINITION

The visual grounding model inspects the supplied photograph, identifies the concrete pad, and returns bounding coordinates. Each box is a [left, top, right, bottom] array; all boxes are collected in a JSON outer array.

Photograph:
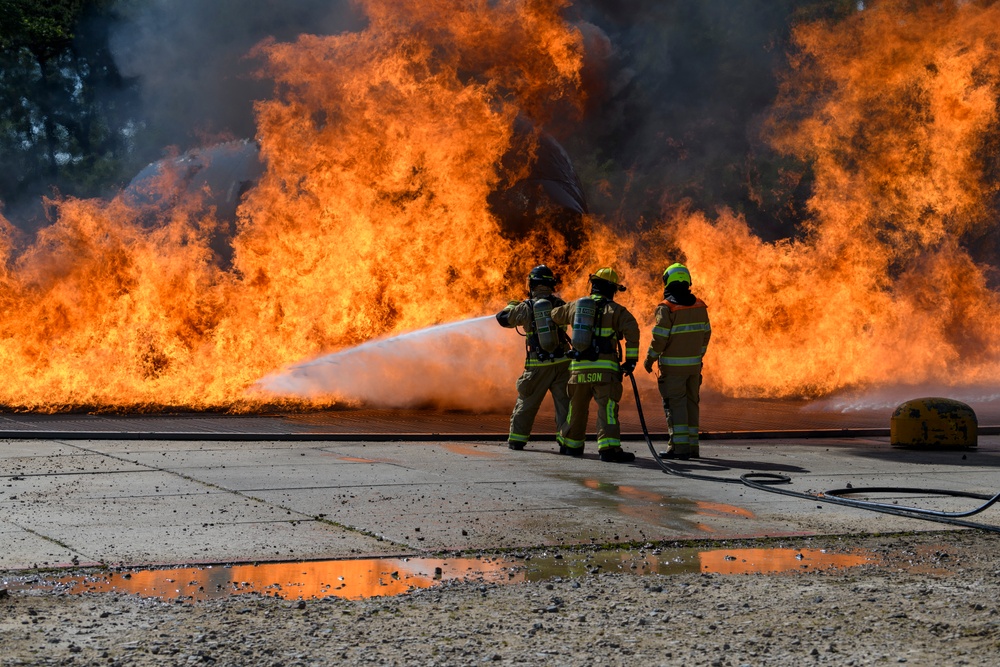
[[2, 434, 999, 570], [0, 440, 92, 457], [168, 461, 451, 493], [0, 470, 195, 504], [31, 519, 396, 567], [1, 490, 394, 569], [1, 454, 147, 476], [0, 525, 85, 569]]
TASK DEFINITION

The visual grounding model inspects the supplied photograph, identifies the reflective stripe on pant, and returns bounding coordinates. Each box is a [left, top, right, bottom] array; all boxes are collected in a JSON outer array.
[[657, 373, 702, 456], [509, 364, 571, 443], [558, 381, 624, 451]]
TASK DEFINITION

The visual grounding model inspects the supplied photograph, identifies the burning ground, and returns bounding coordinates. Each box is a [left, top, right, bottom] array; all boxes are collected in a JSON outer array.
[[3, 0, 1000, 411]]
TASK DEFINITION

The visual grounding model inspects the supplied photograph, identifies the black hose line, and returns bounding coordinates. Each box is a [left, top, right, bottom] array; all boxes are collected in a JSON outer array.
[[626, 373, 1000, 533]]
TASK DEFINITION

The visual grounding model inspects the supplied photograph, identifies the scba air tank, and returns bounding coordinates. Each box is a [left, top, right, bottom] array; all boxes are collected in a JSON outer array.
[[571, 297, 597, 352], [531, 298, 559, 353]]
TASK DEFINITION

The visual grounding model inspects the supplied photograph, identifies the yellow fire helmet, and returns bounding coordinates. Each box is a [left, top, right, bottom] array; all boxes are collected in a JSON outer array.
[[663, 263, 692, 286], [590, 267, 626, 292]]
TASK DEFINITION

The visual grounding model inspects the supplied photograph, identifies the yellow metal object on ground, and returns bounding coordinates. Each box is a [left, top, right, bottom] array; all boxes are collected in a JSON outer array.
[[890, 397, 977, 449]]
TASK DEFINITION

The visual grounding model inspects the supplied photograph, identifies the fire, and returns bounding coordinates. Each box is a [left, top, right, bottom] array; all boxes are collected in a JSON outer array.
[[0, 0, 586, 411], [2, 0, 1000, 411], [669, 0, 1000, 397]]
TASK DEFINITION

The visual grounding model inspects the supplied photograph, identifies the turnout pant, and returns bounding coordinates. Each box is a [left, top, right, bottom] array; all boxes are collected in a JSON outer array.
[[508, 363, 571, 446], [558, 380, 624, 452], [657, 373, 702, 456]]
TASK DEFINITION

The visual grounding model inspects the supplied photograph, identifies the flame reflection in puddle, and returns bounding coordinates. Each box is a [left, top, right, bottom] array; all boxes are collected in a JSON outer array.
[[58, 557, 513, 602], [43, 546, 879, 602]]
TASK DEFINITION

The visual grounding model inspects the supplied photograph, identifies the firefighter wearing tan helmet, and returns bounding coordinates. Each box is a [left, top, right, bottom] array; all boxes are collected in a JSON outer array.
[[643, 263, 712, 460], [549, 267, 641, 463], [496, 265, 572, 450]]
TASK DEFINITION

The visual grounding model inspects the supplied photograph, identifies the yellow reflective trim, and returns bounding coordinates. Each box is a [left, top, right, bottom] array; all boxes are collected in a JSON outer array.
[[570, 360, 621, 372], [525, 357, 572, 368]]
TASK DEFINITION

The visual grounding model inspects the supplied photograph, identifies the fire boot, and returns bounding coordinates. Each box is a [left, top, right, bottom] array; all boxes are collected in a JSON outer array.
[[599, 447, 635, 463], [658, 447, 690, 461], [559, 445, 584, 457], [508, 441, 525, 451]]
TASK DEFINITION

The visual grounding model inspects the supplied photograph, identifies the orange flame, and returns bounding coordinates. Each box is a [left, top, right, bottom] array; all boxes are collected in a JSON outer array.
[[670, 0, 1000, 397], [0, 0, 586, 411], [2, 0, 1000, 411]]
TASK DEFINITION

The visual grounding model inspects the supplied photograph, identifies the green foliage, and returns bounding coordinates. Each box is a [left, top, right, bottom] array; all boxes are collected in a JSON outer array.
[[0, 0, 89, 58], [0, 0, 137, 208]]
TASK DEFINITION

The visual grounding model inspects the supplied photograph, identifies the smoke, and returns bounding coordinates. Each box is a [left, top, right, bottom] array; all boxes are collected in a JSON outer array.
[[565, 0, 855, 236], [109, 0, 364, 157], [810, 384, 1000, 415], [254, 317, 523, 411], [105, 0, 828, 232]]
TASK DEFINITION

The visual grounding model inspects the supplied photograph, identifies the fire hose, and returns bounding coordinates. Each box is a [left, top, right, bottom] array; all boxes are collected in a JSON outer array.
[[627, 372, 1000, 533]]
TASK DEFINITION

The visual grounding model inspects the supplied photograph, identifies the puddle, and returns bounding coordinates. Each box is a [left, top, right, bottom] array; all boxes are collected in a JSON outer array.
[[11, 545, 881, 603], [51, 557, 501, 602], [576, 478, 755, 533]]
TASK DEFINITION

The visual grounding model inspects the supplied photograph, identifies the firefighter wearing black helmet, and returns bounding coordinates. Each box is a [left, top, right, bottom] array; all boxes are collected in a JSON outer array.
[[496, 265, 572, 450], [549, 267, 641, 463]]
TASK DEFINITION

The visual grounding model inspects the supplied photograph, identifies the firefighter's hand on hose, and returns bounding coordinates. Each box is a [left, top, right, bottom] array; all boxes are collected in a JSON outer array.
[[496, 301, 519, 327], [621, 360, 636, 376], [642, 357, 655, 374]]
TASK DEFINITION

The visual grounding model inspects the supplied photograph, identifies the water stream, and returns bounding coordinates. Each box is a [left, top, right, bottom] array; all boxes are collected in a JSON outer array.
[[255, 316, 523, 410]]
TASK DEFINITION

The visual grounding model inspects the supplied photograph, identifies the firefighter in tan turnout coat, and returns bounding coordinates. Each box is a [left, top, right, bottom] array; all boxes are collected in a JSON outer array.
[[550, 268, 640, 463], [496, 265, 571, 450], [643, 263, 712, 460]]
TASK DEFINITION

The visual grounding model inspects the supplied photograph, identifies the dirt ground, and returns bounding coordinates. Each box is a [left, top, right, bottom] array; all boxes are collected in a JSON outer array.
[[3, 530, 1000, 667]]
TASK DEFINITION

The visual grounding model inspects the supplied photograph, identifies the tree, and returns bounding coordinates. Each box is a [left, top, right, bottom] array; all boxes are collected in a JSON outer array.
[[0, 0, 138, 216]]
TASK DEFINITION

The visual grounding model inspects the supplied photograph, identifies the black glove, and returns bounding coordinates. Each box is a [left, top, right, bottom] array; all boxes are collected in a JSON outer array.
[[621, 360, 637, 375]]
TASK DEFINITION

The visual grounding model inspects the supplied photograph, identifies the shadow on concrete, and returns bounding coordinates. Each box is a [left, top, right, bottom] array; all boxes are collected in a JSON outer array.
[[845, 446, 1000, 468], [614, 454, 810, 476]]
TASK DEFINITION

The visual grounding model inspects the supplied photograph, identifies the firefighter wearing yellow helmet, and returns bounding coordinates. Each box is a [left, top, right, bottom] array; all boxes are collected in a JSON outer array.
[[496, 265, 571, 450], [549, 267, 641, 463], [643, 263, 712, 459]]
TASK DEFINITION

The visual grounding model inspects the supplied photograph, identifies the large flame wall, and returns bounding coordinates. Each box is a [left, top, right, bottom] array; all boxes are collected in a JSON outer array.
[[676, 0, 1000, 397], [2, 0, 1000, 411]]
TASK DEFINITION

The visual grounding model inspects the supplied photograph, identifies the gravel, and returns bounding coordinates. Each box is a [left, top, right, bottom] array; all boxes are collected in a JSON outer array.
[[3, 531, 1000, 666]]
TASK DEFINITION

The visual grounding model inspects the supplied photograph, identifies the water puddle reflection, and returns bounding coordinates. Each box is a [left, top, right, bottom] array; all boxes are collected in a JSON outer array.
[[18, 545, 881, 602], [576, 478, 755, 533]]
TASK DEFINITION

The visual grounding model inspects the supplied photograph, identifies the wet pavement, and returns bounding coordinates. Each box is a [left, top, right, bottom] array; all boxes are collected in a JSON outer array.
[[2, 422, 999, 572]]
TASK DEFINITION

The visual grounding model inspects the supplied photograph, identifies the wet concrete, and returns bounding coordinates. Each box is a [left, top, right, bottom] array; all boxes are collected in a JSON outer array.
[[2, 432, 1000, 572]]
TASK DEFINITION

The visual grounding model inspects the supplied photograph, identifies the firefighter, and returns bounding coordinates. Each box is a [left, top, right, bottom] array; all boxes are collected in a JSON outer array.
[[496, 265, 572, 450], [643, 263, 712, 460], [549, 267, 640, 463]]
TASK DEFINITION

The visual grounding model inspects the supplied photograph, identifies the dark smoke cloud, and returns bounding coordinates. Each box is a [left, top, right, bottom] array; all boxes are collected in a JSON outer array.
[[109, 0, 364, 160], [566, 0, 856, 237], [95, 0, 849, 242]]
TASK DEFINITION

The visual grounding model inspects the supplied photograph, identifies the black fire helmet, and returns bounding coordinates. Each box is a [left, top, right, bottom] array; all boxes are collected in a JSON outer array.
[[527, 264, 559, 290]]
